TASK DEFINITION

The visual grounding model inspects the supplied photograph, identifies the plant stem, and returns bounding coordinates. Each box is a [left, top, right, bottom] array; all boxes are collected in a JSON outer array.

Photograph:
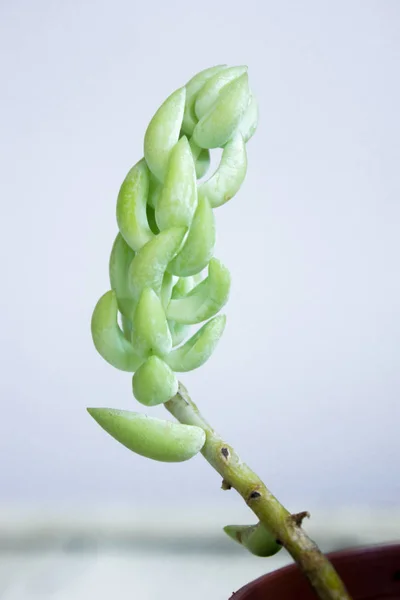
[[165, 382, 352, 600]]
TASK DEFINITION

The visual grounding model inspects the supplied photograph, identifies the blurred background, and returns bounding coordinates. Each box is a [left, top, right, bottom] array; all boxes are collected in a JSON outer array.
[[1, 0, 399, 598]]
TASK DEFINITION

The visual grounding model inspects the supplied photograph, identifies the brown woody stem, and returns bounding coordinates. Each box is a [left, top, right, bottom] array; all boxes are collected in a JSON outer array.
[[165, 382, 352, 600]]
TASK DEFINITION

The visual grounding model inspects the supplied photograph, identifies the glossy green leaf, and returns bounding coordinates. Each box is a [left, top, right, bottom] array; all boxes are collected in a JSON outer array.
[[109, 233, 135, 319], [168, 276, 195, 346], [160, 271, 174, 308], [132, 356, 178, 406], [181, 65, 227, 136], [168, 320, 191, 347], [188, 137, 211, 179], [194, 65, 248, 120], [195, 149, 210, 179], [171, 276, 195, 298], [168, 196, 215, 277], [120, 315, 132, 341], [91, 291, 142, 372], [131, 288, 172, 359], [198, 133, 247, 208], [192, 73, 251, 149], [223, 523, 282, 557], [239, 93, 258, 142], [116, 159, 154, 251], [148, 174, 163, 210], [87, 408, 206, 462], [167, 258, 230, 324], [156, 136, 198, 231], [165, 314, 226, 372], [128, 227, 186, 302], [144, 87, 186, 182]]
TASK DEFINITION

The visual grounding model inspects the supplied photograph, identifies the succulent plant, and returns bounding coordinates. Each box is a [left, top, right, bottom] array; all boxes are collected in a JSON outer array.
[[90, 64, 257, 459], [88, 65, 352, 599]]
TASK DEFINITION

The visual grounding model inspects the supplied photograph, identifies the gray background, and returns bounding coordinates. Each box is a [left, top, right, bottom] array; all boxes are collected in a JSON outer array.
[[1, 0, 399, 512]]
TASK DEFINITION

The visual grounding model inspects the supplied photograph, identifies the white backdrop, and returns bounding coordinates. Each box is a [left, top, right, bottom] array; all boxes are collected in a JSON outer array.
[[0, 0, 399, 511]]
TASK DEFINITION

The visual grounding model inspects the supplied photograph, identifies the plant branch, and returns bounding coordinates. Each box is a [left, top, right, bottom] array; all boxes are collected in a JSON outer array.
[[165, 382, 352, 600]]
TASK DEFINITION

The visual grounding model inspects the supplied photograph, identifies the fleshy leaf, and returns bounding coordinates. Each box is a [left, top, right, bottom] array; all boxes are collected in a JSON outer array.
[[238, 93, 258, 142], [144, 87, 186, 182], [131, 288, 172, 359], [109, 233, 135, 319], [148, 174, 163, 210], [167, 258, 230, 324], [192, 73, 251, 149], [194, 66, 248, 120], [195, 149, 210, 179], [116, 159, 154, 251], [181, 65, 227, 136], [164, 315, 226, 372], [223, 523, 282, 558], [87, 408, 206, 462], [91, 291, 142, 372], [168, 320, 191, 347], [128, 227, 186, 302], [160, 271, 174, 308], [198, 133, 247, 209], [168, 276, 195, 346], [156, 136, 198, 231], [168, 196, 215, 277], [132, 356, 178, 406]]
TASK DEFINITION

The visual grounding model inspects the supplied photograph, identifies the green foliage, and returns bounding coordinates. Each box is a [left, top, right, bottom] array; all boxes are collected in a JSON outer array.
[[90, 64, 258, 462]]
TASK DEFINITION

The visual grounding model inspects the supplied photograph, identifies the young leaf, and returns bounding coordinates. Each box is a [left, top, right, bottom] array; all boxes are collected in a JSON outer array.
[[193, 73, 251, 149], [132, 356, 178, 406], [131, 288, 172, 359], [181, 65, 227, 136], [223, 523, 282, 557]]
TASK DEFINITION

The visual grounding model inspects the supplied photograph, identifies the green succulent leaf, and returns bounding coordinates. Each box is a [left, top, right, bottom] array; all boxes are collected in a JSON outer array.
[[165, 314, 226, 372], [168, 320, 191, 347], [223, 523, 282, 558], [116, 159, 154, 252], [148, 174, 163, 210], [160, 271, 175, 308], [194, 65, 248, 120], [128, 226, 186, 302], [181, 65, 227, 136], [193, 73, 251, 149], [91, 291, 142, 372], [87, 408, 206, 462], [168, 196, 215, 277], [167, 276, 195, 346], [132, 288, 172, 359], [120, 315, 132, 341], [132, 356, 178, 406], [109, 233, 135, 319], [198, 133, 247, 209], [144, 87, 186, 183], [239, 93, 258, 142], [156, 136, 198, 231], [195, 148, 210, 179], [167, 258, 230, 324]]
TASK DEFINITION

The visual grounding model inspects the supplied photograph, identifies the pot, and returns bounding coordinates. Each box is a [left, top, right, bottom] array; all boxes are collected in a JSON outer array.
[[231, 544, 400, 599]]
